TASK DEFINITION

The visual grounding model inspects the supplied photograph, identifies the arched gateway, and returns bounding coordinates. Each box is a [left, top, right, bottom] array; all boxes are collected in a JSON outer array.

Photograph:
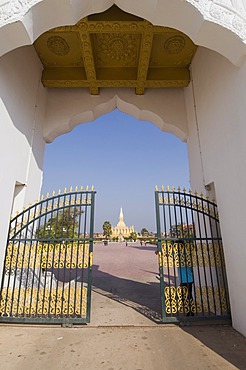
[[0, 0, 246, 335]]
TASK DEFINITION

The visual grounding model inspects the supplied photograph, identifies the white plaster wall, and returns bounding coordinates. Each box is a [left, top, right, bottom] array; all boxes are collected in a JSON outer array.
[[44, 88, 188, 143], [185, 46, 246, 336], [0, 45, 46, 272]]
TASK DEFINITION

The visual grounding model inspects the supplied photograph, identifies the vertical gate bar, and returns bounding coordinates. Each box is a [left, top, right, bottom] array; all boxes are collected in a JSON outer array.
[[177, 191, 187, 317], [38, 198, 50, 316], [54, 194, 63, 318], [80, 192, 88, 319], [87, 190, 95, 322], [162, 191, 171, 315], [29, 201, 42, 316], [73, 191, 80, 317], [195, 195, 210, 316], [75, 193, 83, 317], [202, 197, 216, 315], [41, 198, 51, 317], [47, 195, 57, 317], [74, 193, 84, 317], [9, 218, 21, 316], [14, 204, 33, 317], [53, 194, 62, 317], [213, 200, 230, 314], [26, 202, 39, 316], [34, 201, 45, 317], [177, 240, 185, 317], [4, 210, 22, 316], [182, 193, 191, 315], [183, 192, 196, 315], [61, 193, 68, 318], [3, 230, 16, 316], [167, 190, 174, 318], [171, 190, 180, 317], [22, 204, 38, 316], [47, 237, 55, 318], [67, 192, 73, 318], [200, 198, 212, 315], [79, 204, 86, 318], [155, 190, 165, 321], [190, 193, 204, 316], [171, 193, 179, 317], [207, 200, 223, 315], [0, 228, 12, 316], [162, 190, 168, 239]]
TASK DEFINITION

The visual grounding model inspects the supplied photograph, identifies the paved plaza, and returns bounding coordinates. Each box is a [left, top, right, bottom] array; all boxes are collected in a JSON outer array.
[[0, 242, 246, 369]]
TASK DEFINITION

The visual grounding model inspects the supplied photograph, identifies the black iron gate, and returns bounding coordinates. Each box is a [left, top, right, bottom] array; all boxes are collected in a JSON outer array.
[[155, 186, 231, 323], [0, 187, 96, 324]]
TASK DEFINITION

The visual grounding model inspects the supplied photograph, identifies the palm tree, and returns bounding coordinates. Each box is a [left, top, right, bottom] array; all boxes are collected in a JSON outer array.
[[102, 221, 112, 240]]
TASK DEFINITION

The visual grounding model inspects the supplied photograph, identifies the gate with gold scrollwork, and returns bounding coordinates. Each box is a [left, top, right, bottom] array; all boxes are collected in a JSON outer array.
[[155, 186, 231, 323], [0, 187, 96, 324]]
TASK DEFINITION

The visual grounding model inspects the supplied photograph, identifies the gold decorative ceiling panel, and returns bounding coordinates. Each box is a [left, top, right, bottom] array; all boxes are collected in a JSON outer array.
[[34, 6, 197, 95]]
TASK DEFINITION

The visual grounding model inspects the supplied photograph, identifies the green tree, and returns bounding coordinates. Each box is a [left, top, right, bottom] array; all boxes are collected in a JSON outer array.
[[130, 232, 138, 241], [141, 228, 149, 236], [169, 223, 195, 238], [102, 221, 112, 239], [36, 207, 82, 240]]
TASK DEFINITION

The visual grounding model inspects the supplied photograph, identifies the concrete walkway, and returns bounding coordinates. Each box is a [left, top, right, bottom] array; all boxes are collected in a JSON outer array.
[[0, 242, 245, 369]]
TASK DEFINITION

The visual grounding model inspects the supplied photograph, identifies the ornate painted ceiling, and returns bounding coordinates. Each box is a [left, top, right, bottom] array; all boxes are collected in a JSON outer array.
[[34, 6, 197, 95]]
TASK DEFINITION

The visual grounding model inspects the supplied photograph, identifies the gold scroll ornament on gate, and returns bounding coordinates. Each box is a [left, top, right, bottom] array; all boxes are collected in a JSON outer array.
[[158, 242, 228, 314], [4, 242, 89, 270], [0, 242, 90, 317]]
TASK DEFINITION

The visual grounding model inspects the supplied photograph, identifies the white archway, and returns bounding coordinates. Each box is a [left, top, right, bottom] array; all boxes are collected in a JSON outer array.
[[44, 90, 187, 143], [1, 1, 246, 338], [0, 0, 246, 65]]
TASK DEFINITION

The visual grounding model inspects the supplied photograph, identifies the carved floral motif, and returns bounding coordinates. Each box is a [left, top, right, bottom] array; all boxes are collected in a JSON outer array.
[[47, 36, 70, 56], [94, 33, 139, 67], [164, 36, 185, 54]]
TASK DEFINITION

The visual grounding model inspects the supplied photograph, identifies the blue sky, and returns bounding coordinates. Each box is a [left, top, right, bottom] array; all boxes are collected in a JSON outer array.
[[41, 109, 190, 233]]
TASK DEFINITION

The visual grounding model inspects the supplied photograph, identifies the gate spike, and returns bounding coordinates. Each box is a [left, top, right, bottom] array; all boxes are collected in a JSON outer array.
[[58, 189, 61, 195], [167, 185, 170, 191], [177, 186, 181, 192], [16, 210, 19, 215], [86, 185, 89, 191], [41, 195, 44, 200], [172, 186, 175, 191], [183, 187, 186, 193], [200, 193, 204, 198], [161, 185, 164, 191], [64, 187, 67, 193], [70, 186, 73, 192], [52, 191, 55, 196], [189, 189, 192, 194], [91, 185, 94, 191], [75, 186, 78, 192], [46, 193, 49, 198], [80, 186, 83, 191], [155, 185, 158, 191], [194, 191, 198, 196]]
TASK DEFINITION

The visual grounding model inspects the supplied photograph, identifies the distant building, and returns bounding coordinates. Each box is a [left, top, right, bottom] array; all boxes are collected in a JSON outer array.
[[111, 208, 134, 241]]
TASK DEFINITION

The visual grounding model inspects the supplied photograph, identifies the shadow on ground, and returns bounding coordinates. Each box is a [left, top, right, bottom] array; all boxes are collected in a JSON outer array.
[[181, 325, 246, 369], [92, 264, 162, 323]]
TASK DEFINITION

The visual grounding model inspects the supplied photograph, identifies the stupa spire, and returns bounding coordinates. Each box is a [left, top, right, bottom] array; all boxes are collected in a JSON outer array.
[[119, 207, 124, 222]]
